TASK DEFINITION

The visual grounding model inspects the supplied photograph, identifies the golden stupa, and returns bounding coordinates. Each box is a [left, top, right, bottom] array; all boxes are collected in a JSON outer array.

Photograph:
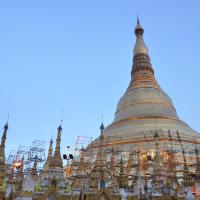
[[89, 18, 199, 152], [1, 18, 200, 200]]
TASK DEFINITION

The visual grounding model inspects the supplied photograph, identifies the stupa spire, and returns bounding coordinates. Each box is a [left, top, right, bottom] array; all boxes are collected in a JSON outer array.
[[90, 122, 109, 190], [133, 16, 148, 56], [46, 138, 53, 163], [40, 138, 53, 178], [128, 17, 159, 90], [1, 122, 8, 148], [0, 121, 8, 197], [50, 124, 63, 168], [97, 122, 106, 166], [48, 138, 53, 158]]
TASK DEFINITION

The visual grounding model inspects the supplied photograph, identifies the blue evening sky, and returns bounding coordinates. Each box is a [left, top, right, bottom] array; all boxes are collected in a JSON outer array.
[[0, 1, 200, 158]]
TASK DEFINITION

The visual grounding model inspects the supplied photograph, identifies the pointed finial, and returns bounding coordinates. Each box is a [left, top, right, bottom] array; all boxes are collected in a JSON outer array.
[[100, 114, 105, 133], [100, 122, 104, 133], [137, 13, 140, 25], [57, 124, 62, 132], [1, 118, 9, 147], [80, 146, 85, 152], [50, 137, 53, 145], [135, 15, 144, 36], [4, 123, 8, 132], [4, 115, 9, 131], [48, 138, 53, 155]]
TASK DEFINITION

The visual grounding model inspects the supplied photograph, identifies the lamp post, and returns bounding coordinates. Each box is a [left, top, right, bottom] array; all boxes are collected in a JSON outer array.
[[63, 146, 74, 177]]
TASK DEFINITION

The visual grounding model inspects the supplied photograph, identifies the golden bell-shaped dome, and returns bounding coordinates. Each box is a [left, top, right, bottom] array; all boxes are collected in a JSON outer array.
[[102, 18, 199, 141]]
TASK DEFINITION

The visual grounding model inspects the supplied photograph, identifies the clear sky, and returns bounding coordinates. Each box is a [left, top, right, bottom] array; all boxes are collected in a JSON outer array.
[[1, 0, 200, 159]]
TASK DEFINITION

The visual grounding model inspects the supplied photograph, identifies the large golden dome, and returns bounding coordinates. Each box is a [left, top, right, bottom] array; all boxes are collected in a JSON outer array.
[[102, 19, 199, 142]]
